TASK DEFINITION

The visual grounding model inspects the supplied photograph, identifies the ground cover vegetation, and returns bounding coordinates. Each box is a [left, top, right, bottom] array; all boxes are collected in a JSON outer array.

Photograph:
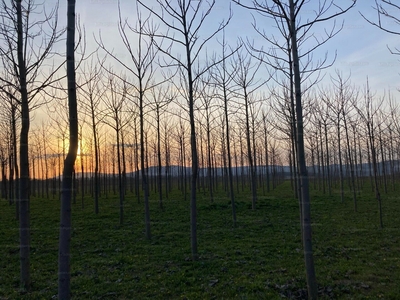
[[1, 179, 400, 299]]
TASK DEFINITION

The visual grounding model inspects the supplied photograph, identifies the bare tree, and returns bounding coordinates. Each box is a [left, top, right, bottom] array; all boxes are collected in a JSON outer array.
[[233, 0, 356, 298], [354, 79, 384, 228], [148, 85, 174, 210], [314, 96, 333, 196], [231, 49, 264, 210], [209, 34, 240, 225], [137, 0, 231, 260], [96, 3, 165, 239], [58, 0, 78, 297], [196, 78, 219, 203], [330, 71, 359, 209], [78, 57, 106, 214], [270, 83, 299, 198], [102, 74, 130, 225], [0, 0, 64, 290]]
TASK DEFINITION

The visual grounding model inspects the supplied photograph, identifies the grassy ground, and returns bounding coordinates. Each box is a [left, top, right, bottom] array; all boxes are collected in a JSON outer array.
[[1, 180, 400, 299]]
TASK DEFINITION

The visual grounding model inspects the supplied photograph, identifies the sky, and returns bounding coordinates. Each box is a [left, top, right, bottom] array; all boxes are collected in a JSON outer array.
[[2, 0, 397, 159], [54, 0, 399, 96], [20, 0, 398, 121]]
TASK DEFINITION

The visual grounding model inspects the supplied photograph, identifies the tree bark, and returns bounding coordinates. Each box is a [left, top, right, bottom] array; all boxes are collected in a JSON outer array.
[[16, 0, 31, 290], [58, 0, 78, 298], [289, 0, 318, 298]]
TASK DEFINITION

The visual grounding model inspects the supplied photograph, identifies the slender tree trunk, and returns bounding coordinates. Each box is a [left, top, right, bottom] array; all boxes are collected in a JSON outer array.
[[288, 60, 299, 200], [134, 122, 140, 202], [164, 122, 170, 199], [182, 25, 199, 259], [378, 126, 387, 194], [289, 1, 317, 298], [8, 142, 14, 205], [343, 115, 357, 211], [80, 134, 84, 208], [367, 138, 374, 192], [368, 124, 383, 228], [244, 91, 257, 209], [156, 109, 163, 210], [264, 129, 270, 193], [389, 129, 395, 191], [1, 158, 7, 199], [324, 121, 332, 196], [319, 122, 325, 194], [12, 104, 20, 219], [206, 118, 214, 202], [336, 119, 344, 202], [58, 0, 78, 297], [17, 0, 31, 290], [116, 127, 124, 225], [223, 82, 236, 226], [92, 120, 99, 214], [139, 88, 151, 239], [240, 132, 245, 192]]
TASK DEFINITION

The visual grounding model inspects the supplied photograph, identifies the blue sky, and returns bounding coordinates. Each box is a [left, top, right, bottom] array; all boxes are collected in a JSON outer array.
[[70, 0, 400, 95]]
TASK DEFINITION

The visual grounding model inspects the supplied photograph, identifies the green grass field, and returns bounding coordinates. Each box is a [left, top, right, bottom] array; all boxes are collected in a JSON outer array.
[[1, 181, 400, 299]]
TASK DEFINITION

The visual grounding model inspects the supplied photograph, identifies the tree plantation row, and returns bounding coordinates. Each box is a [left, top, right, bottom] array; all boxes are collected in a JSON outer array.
[[1, 0, 400, 299], [2, 73, 400, 213]]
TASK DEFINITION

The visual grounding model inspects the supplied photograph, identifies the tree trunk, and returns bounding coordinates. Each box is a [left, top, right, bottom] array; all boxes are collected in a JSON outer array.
[[139, 88, 151, 239], [156, 108, 163, 210], [17, 0, 31, 290], [206, 117, 214, 203], [92, 116, 99, 214], [58, 0, 78, 298], [343, 115, 357, 211], [289, 0, 318, 298], [223, 81, 236, 226], [244, 90, 257, 209], [12, 103, 20, 219], [336, 119, 344, 202]]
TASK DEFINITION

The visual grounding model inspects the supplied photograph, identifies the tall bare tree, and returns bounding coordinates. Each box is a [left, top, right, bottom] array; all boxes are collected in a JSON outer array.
[[96, 3, 163, 239], [78, 57, 106, 214], [58, 0, 78, 298], [149, 85, 174, 210], [231, 49, 264, 210], [0, 0, 64, 290], [137, 0, 231, 260], [210, 34, 239, 225], [330, 71, 359, 209], [102, 74, 130, 225], [354, 80, 384, 228], [233, 0, 356, 298]]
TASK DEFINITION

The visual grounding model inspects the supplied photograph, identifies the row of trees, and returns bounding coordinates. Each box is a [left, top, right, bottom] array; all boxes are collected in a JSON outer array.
[[1, 0, 399, 298], [2, 72, 400, 203]]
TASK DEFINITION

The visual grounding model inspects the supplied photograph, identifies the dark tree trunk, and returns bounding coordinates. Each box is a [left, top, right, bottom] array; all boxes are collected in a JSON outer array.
[[12, 103, 20, 219], [336, 119, 344, 202], [58, 0, 78, 298], [139, 87, 151, 239], [223, 83, 236, 226], [244, 90, 257, 209], [156, 108, 163, 210], [343, 115, 357, 211], [17, 0, 30, 290], [92, 117, 99, 214], [289, 0, 317, 297]]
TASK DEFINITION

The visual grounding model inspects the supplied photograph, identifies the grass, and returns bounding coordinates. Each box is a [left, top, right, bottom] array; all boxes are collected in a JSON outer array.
[[1, 180, 400, 299]]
